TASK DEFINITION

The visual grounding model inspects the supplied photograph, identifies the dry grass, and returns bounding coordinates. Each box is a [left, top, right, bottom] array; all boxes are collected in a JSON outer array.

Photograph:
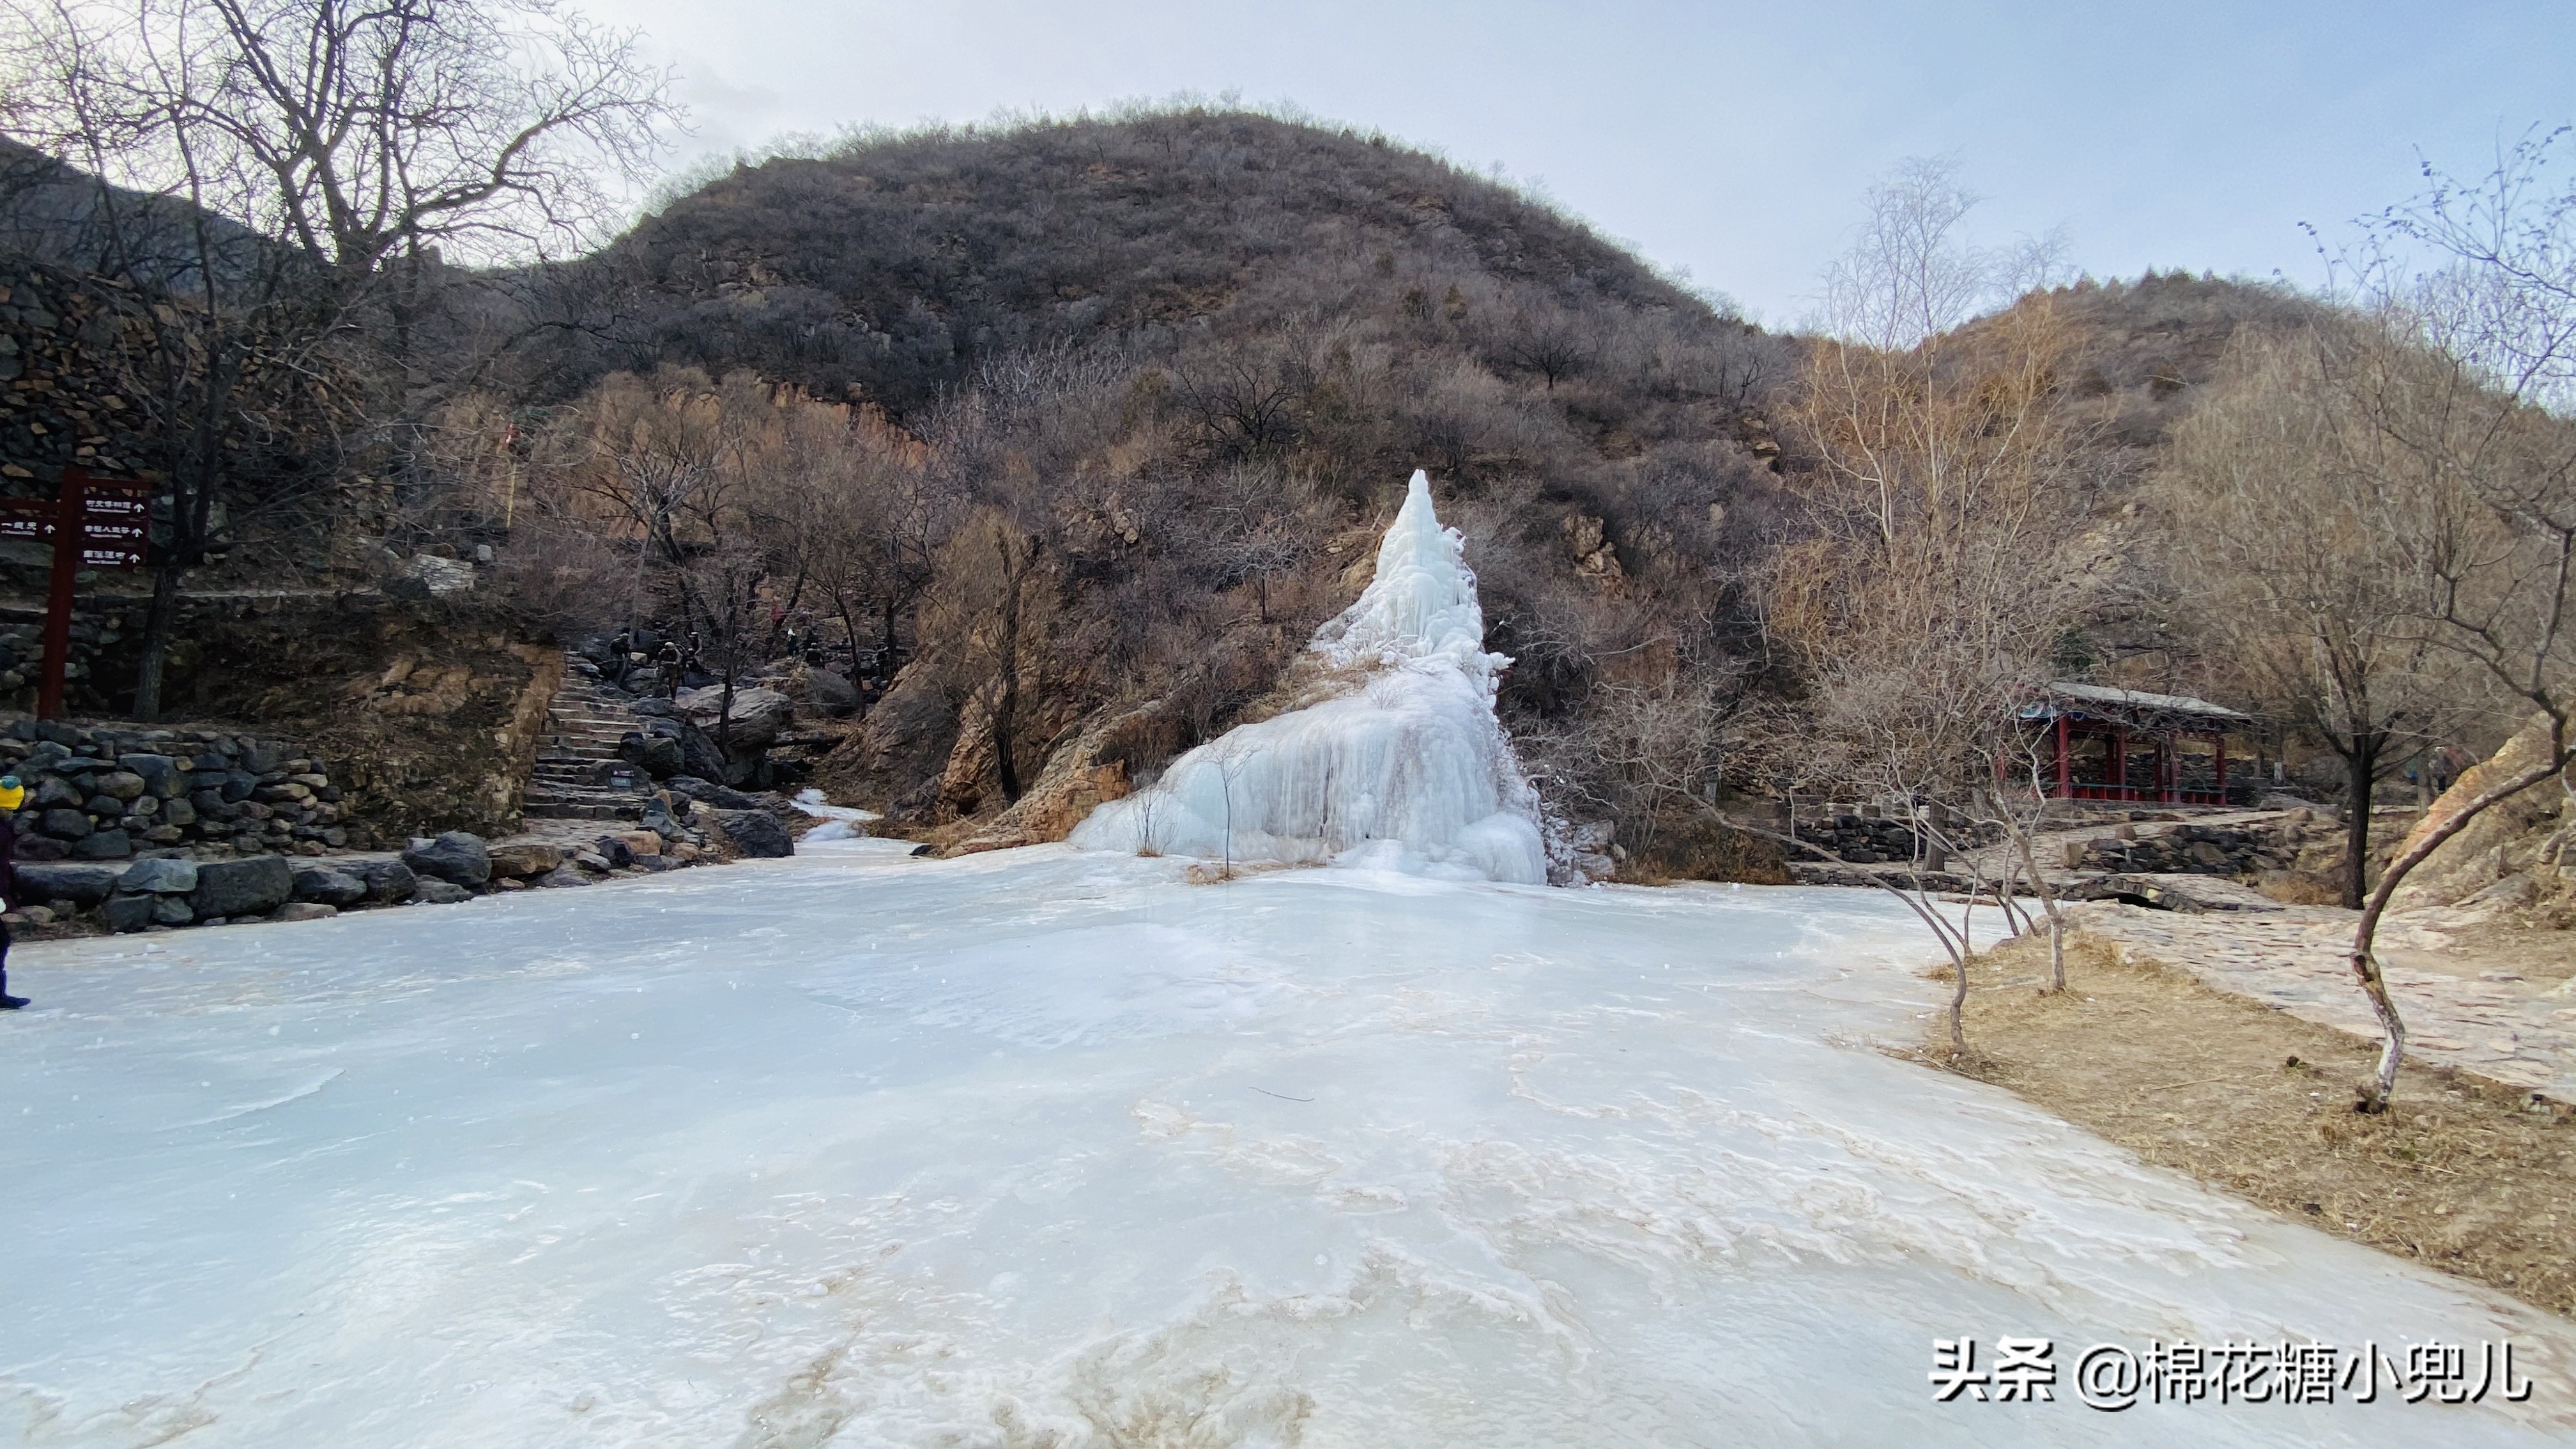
[[1920, 931, 2576, 1317]]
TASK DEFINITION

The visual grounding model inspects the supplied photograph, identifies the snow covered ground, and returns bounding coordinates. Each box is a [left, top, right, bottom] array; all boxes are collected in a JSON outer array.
[[4, 841, 2570, 1446]]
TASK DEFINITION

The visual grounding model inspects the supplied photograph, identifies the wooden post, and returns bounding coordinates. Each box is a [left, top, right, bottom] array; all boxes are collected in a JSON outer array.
[[2055, 715, 2071, 797], [2214, 732, 2228, 806], [2112, 724, 2128, 801]]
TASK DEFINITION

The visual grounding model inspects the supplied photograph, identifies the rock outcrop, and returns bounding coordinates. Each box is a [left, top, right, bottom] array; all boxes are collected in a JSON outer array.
[[2389, 716, 2572, 910]]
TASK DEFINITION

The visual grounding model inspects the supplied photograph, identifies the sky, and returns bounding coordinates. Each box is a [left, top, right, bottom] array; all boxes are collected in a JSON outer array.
[[585, 0, 2572, 325]]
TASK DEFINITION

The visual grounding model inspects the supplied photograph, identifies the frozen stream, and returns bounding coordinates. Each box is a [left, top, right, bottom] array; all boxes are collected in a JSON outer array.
[[3, 841, 2570, 1446]]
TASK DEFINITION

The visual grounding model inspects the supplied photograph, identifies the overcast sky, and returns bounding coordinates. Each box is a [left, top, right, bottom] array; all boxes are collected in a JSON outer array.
[[586, 0, 2570, 324]]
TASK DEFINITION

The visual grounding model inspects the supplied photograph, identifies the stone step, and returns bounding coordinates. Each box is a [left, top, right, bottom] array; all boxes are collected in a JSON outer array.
[[520, 647, 654, 824], [523, 802, 636, 821], [526, 783, 638, 799]]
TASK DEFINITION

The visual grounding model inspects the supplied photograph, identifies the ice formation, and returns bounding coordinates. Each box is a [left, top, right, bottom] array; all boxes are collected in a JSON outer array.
[[790, 786, 878, 843], [1071, 469, 1548, 882]]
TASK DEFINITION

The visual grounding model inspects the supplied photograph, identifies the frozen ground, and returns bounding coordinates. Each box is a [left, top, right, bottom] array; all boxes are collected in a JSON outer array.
[[3, 841, 2571, 1447]]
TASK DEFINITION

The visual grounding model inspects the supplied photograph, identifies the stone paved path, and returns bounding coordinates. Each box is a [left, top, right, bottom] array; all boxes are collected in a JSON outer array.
[[2064, 899, 2576, 1104]]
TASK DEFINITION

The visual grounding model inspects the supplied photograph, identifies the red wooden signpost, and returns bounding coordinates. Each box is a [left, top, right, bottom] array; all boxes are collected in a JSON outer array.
[[0, 466, 155, 720]]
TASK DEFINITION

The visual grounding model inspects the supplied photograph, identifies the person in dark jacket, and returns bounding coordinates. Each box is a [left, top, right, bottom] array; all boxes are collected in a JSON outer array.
[[0, 774, 25, 1009]]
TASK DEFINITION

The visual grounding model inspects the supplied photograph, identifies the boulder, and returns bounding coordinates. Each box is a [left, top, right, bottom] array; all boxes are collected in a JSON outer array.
[[618, 731, 686, 779], [576, 847, 615, 872], [40, 808, 89, 838], [413, 879, 471, 905], [2389, 716, 2572, 910], [118, 857, 199, 894], [272, 902, 338, 922], [151, 896, 193, 925], [639, 798, 686, 841], [15, 861, 123, 906], [801, 668, 860, 717], [592, 835, 634, 868], [188, 855, 295, 918], [401, 831, 491, 887], [707, 808, 793, 859], [72, 829, 132, 860], [102, 893, 157, 933], [95, 770, 148, 801], [668, 776, 769, 811], [676, 686, 794, 750], [116, 754, 183, 798], [486, 840, 565, 878], [534, 863, 591, 887], [291, 866, 367, 907], [671, 724, 731, 782], [614, 830, 661, 858], [354, 857, 417, 903], [31, 776, 81, 809]]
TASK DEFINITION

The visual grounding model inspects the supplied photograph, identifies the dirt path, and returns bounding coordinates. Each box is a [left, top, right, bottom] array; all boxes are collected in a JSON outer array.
[[1935, 931, 2576, 1318], [2068, 900, 2576, 1103]]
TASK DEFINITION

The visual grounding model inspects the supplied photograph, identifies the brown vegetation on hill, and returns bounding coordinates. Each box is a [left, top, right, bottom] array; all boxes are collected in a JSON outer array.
[[437, 109, 1800, 855]]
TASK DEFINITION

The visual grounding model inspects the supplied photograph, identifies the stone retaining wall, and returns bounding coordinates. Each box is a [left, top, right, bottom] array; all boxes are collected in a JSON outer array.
[[0, 712, 364, 862], [2071, 818, 2312, 876]]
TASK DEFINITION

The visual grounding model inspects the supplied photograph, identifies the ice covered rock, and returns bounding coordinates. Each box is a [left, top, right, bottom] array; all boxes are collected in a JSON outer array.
[[1072, 470, 1547, 883]]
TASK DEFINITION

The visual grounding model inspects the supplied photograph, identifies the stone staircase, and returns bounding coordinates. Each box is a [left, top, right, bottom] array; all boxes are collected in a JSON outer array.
[[523, 653, 649, 822]]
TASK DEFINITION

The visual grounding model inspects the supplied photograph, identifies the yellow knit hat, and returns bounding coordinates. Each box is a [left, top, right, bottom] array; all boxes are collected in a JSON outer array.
[[0, 776, 22, 812]]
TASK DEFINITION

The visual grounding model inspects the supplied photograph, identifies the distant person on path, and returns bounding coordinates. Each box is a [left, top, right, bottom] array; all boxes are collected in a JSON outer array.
[[0, 775, 26, 1010], [655, 638, 683, 696]]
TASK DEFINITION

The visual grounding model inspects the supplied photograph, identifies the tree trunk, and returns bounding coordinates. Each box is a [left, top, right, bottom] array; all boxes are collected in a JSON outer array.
[[2340, 737, 2380, 910], [992, 678, 1021, 803], [2346, 737, 2572, 1111], [130, 563, 184, 721]]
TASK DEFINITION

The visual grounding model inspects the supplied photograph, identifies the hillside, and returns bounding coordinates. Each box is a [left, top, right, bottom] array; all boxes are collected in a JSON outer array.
[[477, 111, 1802, 860], [537, 112, 1767, 416], [0, 107, 2350, 866]]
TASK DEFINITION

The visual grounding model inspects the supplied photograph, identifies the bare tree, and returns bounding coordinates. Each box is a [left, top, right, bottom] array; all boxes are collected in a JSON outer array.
[[2234, 129, 2576, 1112], [1751, 159, 2094, 1048], [920, 509, 1058, 805], [1, 0, 674, 717], [2157, 326, 2483, 907]]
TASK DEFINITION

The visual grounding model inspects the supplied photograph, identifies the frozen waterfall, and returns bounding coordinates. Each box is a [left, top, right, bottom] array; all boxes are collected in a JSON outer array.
[[1071, 470, 1548, 882]]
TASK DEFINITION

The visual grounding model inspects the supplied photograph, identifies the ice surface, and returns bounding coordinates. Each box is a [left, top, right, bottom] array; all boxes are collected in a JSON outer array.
[[792, 788, 878, 843], [3, 843, 2570, 1446], [1071, 470, 1547, 883]]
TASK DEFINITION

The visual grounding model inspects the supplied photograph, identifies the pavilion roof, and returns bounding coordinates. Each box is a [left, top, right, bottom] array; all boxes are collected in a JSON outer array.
[[2021, 680, 2253, 730]]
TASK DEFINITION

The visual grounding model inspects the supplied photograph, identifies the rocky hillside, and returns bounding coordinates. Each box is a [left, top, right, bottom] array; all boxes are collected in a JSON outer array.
[[479, 111, 1800, 862], [0, 109, 2354, 871]]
